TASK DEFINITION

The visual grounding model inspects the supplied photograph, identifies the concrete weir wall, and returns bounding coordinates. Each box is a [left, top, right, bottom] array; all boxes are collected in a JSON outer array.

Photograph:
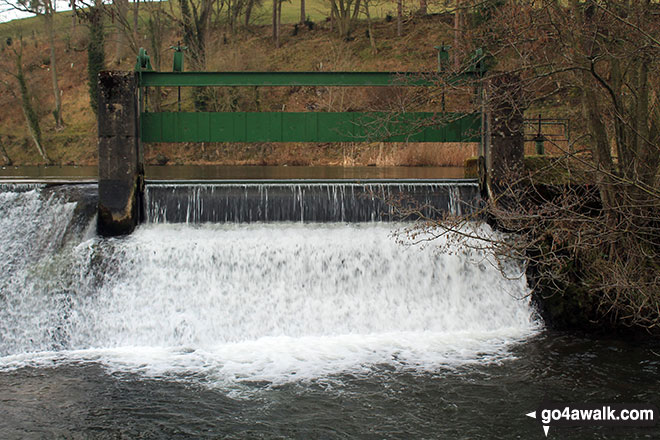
[[97, 71, 143, 236]]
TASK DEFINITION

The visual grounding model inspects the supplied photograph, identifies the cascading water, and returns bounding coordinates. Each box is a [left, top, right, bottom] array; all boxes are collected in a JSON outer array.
[[0, 184, 540, 390], [144, 180, 482, 223]]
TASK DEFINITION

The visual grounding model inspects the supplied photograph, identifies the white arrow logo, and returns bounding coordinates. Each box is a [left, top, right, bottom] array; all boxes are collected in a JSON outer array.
[[526, 410, 550, 436]]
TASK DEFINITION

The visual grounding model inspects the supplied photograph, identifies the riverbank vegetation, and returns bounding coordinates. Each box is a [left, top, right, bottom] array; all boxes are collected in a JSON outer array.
[[401, 0, 660, 335]]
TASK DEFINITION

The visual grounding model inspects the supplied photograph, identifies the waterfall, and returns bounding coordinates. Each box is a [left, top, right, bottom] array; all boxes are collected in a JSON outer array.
[[0, 184, 539, 387], [144, 181, 481, 223]]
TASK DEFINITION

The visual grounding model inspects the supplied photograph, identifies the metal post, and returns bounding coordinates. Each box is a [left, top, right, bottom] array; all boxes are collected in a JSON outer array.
[[534, 113, 544, 155], [170, 42, 187, 112]]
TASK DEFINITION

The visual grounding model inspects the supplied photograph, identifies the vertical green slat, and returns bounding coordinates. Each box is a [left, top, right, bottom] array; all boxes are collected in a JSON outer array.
[[282, 113, 307, 142], [317, 114, 334, 141], [246, 113, 265, 142], [179, 113, 199, 142], [307, 113, 318, 142], [198, 112, 210, 142], [209, 112, 232, 141], [318, 113, 355, 141], [407, 112, 427, 142], [422, 113, 443, 142], [270, 113, 283, 142], [141, 113, 161, 142], [235, 112, 247, 142], [352, 112, 370, 141], [444, 113, 461, 142], [162, 113, 178, 142]]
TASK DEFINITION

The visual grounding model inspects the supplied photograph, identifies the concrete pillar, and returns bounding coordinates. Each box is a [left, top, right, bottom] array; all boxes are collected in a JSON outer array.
[[484, 73, 524, 201], [97, 71, 143, 236]]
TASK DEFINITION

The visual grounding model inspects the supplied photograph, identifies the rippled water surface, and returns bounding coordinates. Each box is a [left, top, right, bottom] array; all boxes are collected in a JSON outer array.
[[1, 332, 658, 439]]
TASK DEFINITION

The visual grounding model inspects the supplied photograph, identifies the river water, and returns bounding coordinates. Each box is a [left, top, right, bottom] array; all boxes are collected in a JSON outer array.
[[0, 183, 657, 439], [0, 165, 466, 181]]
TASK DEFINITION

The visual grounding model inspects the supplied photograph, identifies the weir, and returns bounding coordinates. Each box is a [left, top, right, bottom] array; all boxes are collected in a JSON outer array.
[[97, 49, 525, 236], [144, 180, 481, 223], [0, 183, 538, 383]]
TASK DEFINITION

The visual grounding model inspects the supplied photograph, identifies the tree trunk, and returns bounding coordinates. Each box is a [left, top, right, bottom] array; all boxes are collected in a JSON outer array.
[[330, 6, 334, 32], [453, 0, 461, 69], [133, 0, 139, 45], [244, 0, 254, 26], [329, 0, 360, 38], [113, 0, 128, 64], [272, 0, 278, 46], [582, 88, 616, 212], [277, 0, 282, 45], [419, 0, 426, 15], [70, 0, 76, 30], [365, 1, 376, 54], [16, 59, 50, 164], [397, 0, 402, 37], [147, 6, 163, 112], [300, 0, 305, 23], [87, 1, 106, 115], [44, 9, 63, 129]]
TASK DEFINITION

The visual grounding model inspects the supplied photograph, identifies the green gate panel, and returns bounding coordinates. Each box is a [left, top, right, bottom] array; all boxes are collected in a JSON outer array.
[[141, 112, 481, 143]]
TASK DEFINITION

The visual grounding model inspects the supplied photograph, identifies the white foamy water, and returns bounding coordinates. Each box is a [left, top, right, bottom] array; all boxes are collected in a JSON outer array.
[[0, 188, 541, 386]]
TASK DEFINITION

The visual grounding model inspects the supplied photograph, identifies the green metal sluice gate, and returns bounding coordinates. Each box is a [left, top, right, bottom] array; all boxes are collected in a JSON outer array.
[[135, 47, 485, 145]]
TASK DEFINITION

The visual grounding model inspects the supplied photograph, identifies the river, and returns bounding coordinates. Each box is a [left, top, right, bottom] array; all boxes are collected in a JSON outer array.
[[0, 173, 657, 439]]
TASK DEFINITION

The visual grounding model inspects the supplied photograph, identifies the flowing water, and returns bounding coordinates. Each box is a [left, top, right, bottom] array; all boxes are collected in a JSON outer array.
[[0, 184, 658, 439], [144, 181, 480, 223]]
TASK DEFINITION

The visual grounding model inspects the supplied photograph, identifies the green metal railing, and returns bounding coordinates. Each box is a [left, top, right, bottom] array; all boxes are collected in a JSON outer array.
[[136, 47, 484, 144]]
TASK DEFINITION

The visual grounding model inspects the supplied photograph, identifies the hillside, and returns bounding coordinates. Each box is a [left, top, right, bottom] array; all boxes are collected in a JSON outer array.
[[0, 5, 511, 167]]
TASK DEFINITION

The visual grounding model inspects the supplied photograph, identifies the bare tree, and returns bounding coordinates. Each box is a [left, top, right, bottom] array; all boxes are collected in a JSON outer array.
[[272, 0, 279, 46], [73, 0, 107, 115], [244, 0, 262, 26], [133, 0, 139, 41], [396, 0, 402, 37], [113, 0, 130, 63], [328, 0, 361, 39], [1, 0, 64, 128], [361, 0, 385, 54], [0, 36, 51, 163], [398, 0, 660, 332]]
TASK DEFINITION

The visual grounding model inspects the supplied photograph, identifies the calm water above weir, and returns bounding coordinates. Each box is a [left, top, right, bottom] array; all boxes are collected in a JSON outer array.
[[0, 184, 657, 439], [0, 165, 466, 181]]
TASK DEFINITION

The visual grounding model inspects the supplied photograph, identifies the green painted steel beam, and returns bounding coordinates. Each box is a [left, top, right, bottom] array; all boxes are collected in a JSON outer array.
[[141, 111, 481, 143], [138, 71, 445, 87]]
